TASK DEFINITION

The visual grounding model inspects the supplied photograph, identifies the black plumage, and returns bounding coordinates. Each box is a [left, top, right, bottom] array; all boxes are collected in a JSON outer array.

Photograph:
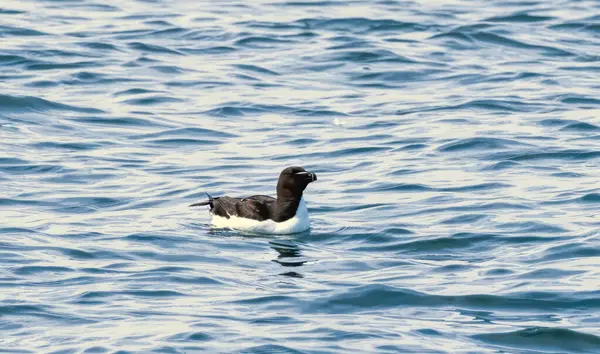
[[190, 166, 317, 222]]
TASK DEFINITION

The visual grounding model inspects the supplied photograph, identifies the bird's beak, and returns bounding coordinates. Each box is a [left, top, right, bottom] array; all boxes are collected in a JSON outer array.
[[296, 171, 317, 182]]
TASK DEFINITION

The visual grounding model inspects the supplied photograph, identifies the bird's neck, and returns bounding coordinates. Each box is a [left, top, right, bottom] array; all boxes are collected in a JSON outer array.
[[272, 195, 302, 222]]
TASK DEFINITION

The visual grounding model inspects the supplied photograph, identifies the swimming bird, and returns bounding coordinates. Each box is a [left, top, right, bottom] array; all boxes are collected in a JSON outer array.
[[190, 166, 317, 234]]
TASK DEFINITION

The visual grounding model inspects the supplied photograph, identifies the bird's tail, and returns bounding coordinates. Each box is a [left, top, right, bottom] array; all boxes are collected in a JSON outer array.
[[189, 192, 213, 208]]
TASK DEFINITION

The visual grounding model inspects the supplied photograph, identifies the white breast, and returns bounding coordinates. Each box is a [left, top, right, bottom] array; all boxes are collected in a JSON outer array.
[[210, 198, 310, 234]]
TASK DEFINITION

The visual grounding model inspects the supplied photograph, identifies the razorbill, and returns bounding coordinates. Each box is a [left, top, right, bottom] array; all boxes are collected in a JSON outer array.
[[190, 166, 317, 234]]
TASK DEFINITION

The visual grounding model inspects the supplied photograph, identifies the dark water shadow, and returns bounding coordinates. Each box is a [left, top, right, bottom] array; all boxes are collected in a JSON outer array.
[[204, 226, 313, 275], [270, 239, 309, 268]]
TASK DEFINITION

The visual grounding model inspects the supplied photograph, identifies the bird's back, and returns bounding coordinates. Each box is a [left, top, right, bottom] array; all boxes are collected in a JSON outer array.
[[211, 195, 275, 221]]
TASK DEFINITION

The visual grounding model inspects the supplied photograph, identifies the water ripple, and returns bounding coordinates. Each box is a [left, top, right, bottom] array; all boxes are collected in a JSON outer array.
[[2, 0, 600, 352]]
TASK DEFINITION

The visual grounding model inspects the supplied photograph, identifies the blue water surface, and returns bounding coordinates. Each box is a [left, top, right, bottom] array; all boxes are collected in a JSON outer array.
[[2, 0, 600, 353]]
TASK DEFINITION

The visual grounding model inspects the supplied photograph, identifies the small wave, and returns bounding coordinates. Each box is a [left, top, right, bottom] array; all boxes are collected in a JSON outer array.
[[0, 304, 94, 324], [432, 264, 475, 273], [312, 203, 389, 215], [334, 146, 392, 156], [535, 243, 600, 263], [519, 268, 582, 279], [440, 214, 487, 224], [284, 138, 319, 146], [481, 161, 523, 171], [581, 193, 600, 203], [484, 268, 513, 276], [356, 232, 499, 253], [346, 183, 429, 194], [440, 182, 510, 192], [143, 27, 191, 39], [485, 14, 555, 23], [143, 138, 219, 146], [330, 134, 394, 144], [69, 71, 133, 84], [113, 88, 162, 96], [460, 71, 547, 85], [122, 233, 187, 244], [166, 331, 214, 342], [0, 8, 25, 15], [551, 22, 600, 35], [78, 290, 185, 299], [73, 116, 166, 127], [349, 69, 445, 86], [0, 94, 103, 114], [401, 202, 533, 218], [542, 192, 600, 206], [54, 196, 126, 214], [296, 17, 428, 34], [181, 46, 237, 54], [353, 231, 535, 254], [234, 64, 281, 76], [0, 163, 67, 175], [552, 172, 584, 178], [42, 172, 116, 185], [24, 80, 59, 88], [306, 284, 600, 314], [438, 137, 528, 152], [164, 80, 232, 88], [396, 143, 427, 151], [509, 150, 600, 162], [461, 99, 545, 112], [128, 42, 185, 55], [232, 295, 296, 305], [0, 198, 50, 207], [0, 25, 47, 37], [276, 1, 348, 7], [202, 103, 292, 117], [541, 119, 600, 131], [0, 54, 32, 66], [0, 158, 28, 165], [432, 29, 575, 56], [236, 344, 306, 354], [382, 227, 414, 235], [560, 95, 600, 107], [561, 122, 600, 131], [13, 266, 75, 275], [561, 65, 600, 72], [122, 96, 184, 105], [294, 108, 347, 116], [151, 65, 186, 74], [72, 3, 119, 12], [238, 20, 305, 31], [157, 275, 223, 285], [0, 227, 38, 235], [234, 36, 296, 48], [26, 49, 98, 59], [31, 141, 102, 151], [318, 49, 415, 63], [77, 41, 123, 51], [26, 61, 100, 71], [497, 221, 568, 234], [472, 327, 600, 353], [397, 99, 544, 115], [131, 127, 237, 140]]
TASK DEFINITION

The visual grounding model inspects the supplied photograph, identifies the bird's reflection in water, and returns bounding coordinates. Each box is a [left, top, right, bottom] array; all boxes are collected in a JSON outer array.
[[280, 271, 303, 278], [206, 227, 311, 278], [270, 239, 309, 278]]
